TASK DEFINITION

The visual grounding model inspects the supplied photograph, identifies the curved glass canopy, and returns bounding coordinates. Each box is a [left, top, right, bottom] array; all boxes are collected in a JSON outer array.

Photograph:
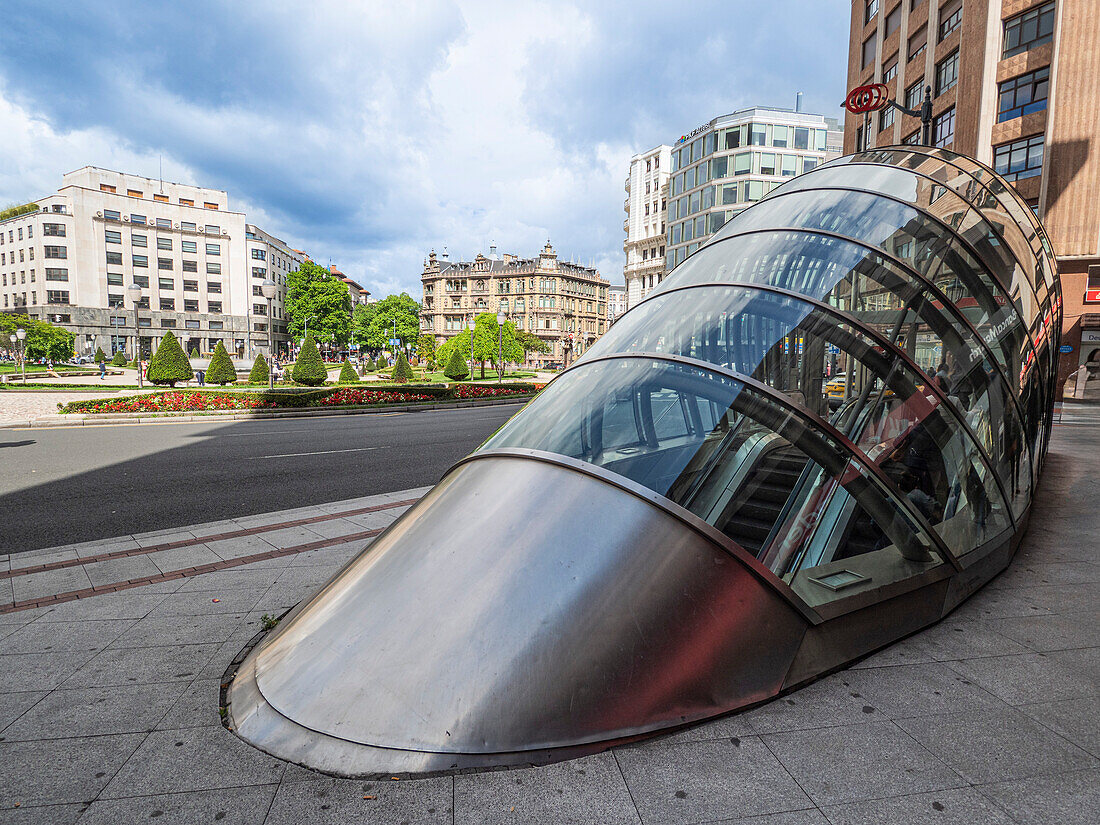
[[228, 147, 1060, 776]]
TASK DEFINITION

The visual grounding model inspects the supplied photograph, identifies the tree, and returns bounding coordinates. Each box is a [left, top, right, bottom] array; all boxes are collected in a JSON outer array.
[[110, 352, 128, 367], [338, 358, 359, 383], [291, 334, 327, 386], [1, 315, 75, 363], [146, 331, 193, 386], [416, 333, 437, 368], [248, 355, 269, 384], [391, 351, 414, 382], [515, 330, 551, 361], [443, 347, 470, 381], [374, 355, 388, 371], [352, 292, 420, 351], [205, 342, 238, 385], [436, 328, 470, 371], [94, 346, 108, 364], [286, 261, 353, 345], [190, 347, 200, 358]]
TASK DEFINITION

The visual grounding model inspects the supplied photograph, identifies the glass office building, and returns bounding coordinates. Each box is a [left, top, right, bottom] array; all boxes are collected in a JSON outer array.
[[229, 146, 1059, 776]]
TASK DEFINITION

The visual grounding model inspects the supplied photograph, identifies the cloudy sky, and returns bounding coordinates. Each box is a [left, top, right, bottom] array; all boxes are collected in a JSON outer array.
[[0, 1, 849, 296]]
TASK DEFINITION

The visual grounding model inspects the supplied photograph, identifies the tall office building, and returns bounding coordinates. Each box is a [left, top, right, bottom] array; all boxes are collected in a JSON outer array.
[[623, 145, 671, 309], [420, 241, 610, 369], [0, 167, 304, 358], [665, 104, 843, 272], [845, 0, 1100, 383]]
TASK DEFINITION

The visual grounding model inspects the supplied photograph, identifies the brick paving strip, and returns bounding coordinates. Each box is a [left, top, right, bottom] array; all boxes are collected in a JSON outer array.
[[0, 497, 420, 581], [0, 496, 421, 615]]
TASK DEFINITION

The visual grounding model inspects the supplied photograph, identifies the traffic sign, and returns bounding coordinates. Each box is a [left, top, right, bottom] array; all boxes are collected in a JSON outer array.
[[1059, 344, 1073, 354]]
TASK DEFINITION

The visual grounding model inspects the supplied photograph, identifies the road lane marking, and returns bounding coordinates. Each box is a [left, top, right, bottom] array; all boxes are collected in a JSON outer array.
[[248, 446, 385, 459]]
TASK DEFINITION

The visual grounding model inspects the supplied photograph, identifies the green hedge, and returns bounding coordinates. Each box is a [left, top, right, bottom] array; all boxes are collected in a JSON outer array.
[[205, 341, 237, 385]]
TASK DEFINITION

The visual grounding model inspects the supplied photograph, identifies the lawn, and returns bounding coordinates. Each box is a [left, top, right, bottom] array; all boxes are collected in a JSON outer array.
[[0, 363, 98, 375]]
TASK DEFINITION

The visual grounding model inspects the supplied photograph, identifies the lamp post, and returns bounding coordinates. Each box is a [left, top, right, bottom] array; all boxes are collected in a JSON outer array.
[[10, 330, 27, 384], [496, 310, 506, 384], [261, 279, 277, 389], [127, 282, 143, 389]]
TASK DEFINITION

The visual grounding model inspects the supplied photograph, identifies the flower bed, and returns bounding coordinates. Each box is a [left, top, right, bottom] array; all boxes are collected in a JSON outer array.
[[59, 383, 538, 415]]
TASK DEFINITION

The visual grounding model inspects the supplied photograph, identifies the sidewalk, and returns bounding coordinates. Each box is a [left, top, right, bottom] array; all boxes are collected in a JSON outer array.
[[1, 428, 1098, 822]]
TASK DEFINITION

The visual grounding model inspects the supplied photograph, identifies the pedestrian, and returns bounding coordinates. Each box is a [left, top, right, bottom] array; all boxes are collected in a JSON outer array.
[[99, 360, 107, 380], [196, 368, 206, 386]]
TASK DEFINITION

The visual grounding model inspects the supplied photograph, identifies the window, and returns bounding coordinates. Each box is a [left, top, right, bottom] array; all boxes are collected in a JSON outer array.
[[133, 275, 148, 288], [138, 314, 151, 324], [46, 290, 69, 304], [865, 0, 879, 23], [44, 246, 67, 259], [908, 24, 927, 60], [935, 49, 959, 95], [760, 153, 776, 176], [131, 234, 147, 247], [905, 79, 924, 110], [205, 225, 220, 234], [205, 243, 220, 255], [793, 127, 809, 150], [771, 125, 787, 148], [157, 237, 173, 250], [157, 258, 173, 270], [862, 32, 877, 68], [104, 209, 120, 221], [184, 280, 198, 292], [126, 189, 142, 198], [186, 319, 200, 329], [997, 67, 1050, 122], [733, 152, 751, 175], [781, 155, 798, 177], [208, 282, 220, 294], [156, 218, 171, 228], [108, 294, 124, 308], [181, 221, 196, 231], [879, 106, 896, 130], [252, 266, 267, 278], [208, 301, 222, 313], [184, 299, 199, 312], [45, 268, 67, 281], [131, 214, 146, 225], [154, 194, 168, 203], [903, 129, 921, 144], [107, 272, 123, 286], [159, 276, 174, 290], [203, 202, 218, 210], [179, 198, 194, 207], [253, 303, 267, 315], [181, 240, 196, 253], [803, 158, 818, 173], [100, 184, 116, 193], [1086, 267, 1100, 303], [938, 0, 962, 40], [206, 262, 221, 275], [933, 106, 955, 147], [1003, 2, 1055, 58], [885, 4, 902, 36], [106, 251, 123, 266], [161, 318, 176, 328], [993, 134, 1044, 182], [159, 297, 175, 311], [883, 58, 898, 83], [750, 123, 767, 146], [209, 321, 223, 330], [104, 230, 122, 244], [43, 223, 65, 236], [182, 260, 198, 272]]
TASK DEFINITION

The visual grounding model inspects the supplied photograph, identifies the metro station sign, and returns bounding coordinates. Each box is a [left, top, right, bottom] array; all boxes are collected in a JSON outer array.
[[843, 83, 890, 114]]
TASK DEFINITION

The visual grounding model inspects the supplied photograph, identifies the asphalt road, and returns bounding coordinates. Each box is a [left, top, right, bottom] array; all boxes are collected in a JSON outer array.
[[0, 403, 524, 554]]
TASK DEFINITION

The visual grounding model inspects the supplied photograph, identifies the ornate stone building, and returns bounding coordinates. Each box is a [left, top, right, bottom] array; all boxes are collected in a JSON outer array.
[[420, 241, 609, 369]]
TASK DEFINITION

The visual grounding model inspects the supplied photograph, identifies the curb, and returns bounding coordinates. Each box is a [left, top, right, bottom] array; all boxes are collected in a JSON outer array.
[[0, 395, 534, 429]]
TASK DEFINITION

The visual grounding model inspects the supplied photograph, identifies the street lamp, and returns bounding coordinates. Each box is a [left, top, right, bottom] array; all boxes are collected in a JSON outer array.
[[261, 278, 277, 389], [496, 310, 506, 384], [127, 282, 143, 389], [15, 328, 26, 384]]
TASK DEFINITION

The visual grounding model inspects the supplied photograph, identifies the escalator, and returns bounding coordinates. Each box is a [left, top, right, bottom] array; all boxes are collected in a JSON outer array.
[[716, 446, 807, 556]]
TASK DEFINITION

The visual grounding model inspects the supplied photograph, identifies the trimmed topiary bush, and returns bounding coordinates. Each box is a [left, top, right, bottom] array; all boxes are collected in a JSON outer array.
[[372, 355, 386, 371], [146, 331, 193, 386], [443, 348, 470, 381], [110, 352, 128, 367], [292, 335, 327, 386], [338, 358, 359, 383], [391, 351, 414, 382], [190, 347, 200, 358], [248, 355, 269, 384], [94, 346, 108, 364], [205, 342, 238, 385]]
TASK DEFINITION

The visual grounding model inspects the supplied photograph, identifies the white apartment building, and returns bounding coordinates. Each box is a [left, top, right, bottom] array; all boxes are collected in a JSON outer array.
[[607, 284, 627, 321], [665, 102, 843, 270], [623, 144, 671, 309], [244, 224, 305, 355], [0, 167, 302, 358]]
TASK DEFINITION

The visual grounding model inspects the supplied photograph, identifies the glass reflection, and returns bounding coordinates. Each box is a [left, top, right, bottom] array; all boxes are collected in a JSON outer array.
[[482, 358, 946, 605]]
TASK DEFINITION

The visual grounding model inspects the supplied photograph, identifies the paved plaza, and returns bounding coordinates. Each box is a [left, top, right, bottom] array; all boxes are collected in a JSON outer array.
[[1, 407, 1098, 824]]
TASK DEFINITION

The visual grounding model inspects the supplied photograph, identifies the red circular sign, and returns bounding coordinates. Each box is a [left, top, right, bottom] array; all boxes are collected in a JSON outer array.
[[843, 83, 890, 114]]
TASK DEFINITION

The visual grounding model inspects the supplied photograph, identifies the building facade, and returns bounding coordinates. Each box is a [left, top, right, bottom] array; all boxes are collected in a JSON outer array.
[[0, 167, 303, 359], [665, 105, 843, 271], [607, 284, 627, 321], [244, 224, 305, 355], [845, 0, 1100, 386], [623, 145, 671, 309], [421, 242, 609, 369]]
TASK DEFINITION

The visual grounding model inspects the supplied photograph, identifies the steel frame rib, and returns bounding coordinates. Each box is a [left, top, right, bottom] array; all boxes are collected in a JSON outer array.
[[627, 280, 1017, 530]]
